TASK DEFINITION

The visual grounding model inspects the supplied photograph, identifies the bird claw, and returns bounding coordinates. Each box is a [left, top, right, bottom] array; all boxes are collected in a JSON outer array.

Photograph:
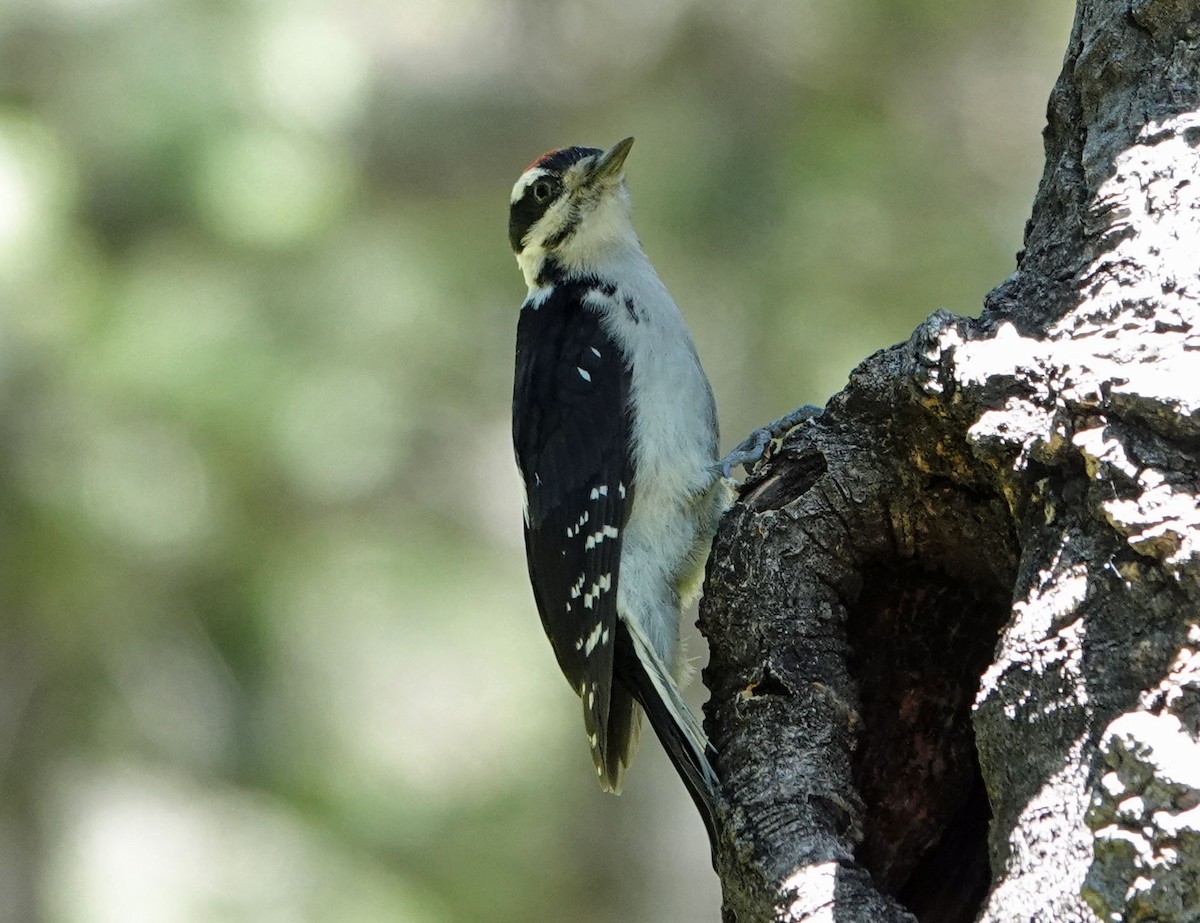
[[719, 431, 769, 478], [717, 404, 822, 477]]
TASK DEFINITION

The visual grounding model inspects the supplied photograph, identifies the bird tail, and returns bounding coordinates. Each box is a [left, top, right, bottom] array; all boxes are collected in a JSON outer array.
[[614, 618, 720, 853]]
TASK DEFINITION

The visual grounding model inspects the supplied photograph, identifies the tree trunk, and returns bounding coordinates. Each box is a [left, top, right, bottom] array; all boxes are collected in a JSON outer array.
[[700, 1, 1200, 921]]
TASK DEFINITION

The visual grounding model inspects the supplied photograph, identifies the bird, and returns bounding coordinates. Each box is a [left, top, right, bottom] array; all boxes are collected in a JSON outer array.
[[509, 137, 730, 847]]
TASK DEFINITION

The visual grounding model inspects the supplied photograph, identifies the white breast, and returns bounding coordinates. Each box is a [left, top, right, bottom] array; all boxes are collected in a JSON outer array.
[[582, 243, 722, 668]]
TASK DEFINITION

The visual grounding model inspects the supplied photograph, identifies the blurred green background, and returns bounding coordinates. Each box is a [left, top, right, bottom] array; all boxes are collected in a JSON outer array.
[[0, 0, 1071, 920]]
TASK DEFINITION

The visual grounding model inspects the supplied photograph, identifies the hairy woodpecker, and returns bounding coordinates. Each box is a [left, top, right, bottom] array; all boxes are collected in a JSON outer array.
[[509, 138, 730, 843]]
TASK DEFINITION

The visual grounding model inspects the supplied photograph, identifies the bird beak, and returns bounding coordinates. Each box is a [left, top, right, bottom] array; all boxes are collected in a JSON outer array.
[[589, 137, 634, 185]]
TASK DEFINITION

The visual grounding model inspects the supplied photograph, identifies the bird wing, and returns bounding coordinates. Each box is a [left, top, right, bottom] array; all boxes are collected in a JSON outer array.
[[512, 280, 634, 788]]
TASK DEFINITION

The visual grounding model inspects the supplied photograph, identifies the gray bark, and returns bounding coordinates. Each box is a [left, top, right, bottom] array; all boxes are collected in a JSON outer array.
[[700, 1, 1200, 921]]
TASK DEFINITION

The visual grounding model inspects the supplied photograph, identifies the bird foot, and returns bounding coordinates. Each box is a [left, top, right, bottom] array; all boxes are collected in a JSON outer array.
[[718, 404, 822, 478]]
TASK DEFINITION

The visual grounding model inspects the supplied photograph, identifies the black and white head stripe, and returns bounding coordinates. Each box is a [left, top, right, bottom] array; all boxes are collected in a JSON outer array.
[[508, 146, 601, 253]]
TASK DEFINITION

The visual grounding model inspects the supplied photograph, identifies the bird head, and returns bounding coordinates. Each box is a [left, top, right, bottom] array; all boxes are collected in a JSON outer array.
[[509, 137, 635, 285]]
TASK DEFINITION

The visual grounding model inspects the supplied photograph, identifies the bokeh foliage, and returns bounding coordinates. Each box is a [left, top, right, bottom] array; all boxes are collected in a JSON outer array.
[[0, 0, 1070, 920]]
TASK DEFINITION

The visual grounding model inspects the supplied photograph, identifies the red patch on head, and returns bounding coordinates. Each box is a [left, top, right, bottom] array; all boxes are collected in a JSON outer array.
[[523, 149, 562, 173]]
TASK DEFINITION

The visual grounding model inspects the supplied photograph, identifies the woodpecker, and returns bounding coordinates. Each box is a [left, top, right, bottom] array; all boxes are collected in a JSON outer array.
[[509, 138, 730, 844]]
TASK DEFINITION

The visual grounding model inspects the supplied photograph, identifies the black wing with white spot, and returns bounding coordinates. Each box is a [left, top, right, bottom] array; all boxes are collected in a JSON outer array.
[[512, 276, 635, 789]]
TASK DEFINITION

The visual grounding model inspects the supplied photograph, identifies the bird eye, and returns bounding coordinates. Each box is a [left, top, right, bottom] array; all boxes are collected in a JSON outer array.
[[532, 180, 554, 203]]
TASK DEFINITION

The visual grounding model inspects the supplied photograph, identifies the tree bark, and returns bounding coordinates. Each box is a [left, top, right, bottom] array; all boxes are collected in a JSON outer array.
[[700, 1, 1200, 921]]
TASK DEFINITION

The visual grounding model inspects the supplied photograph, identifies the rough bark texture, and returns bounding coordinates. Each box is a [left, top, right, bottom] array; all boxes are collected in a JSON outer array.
[[699, 2, 1200, 921]]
